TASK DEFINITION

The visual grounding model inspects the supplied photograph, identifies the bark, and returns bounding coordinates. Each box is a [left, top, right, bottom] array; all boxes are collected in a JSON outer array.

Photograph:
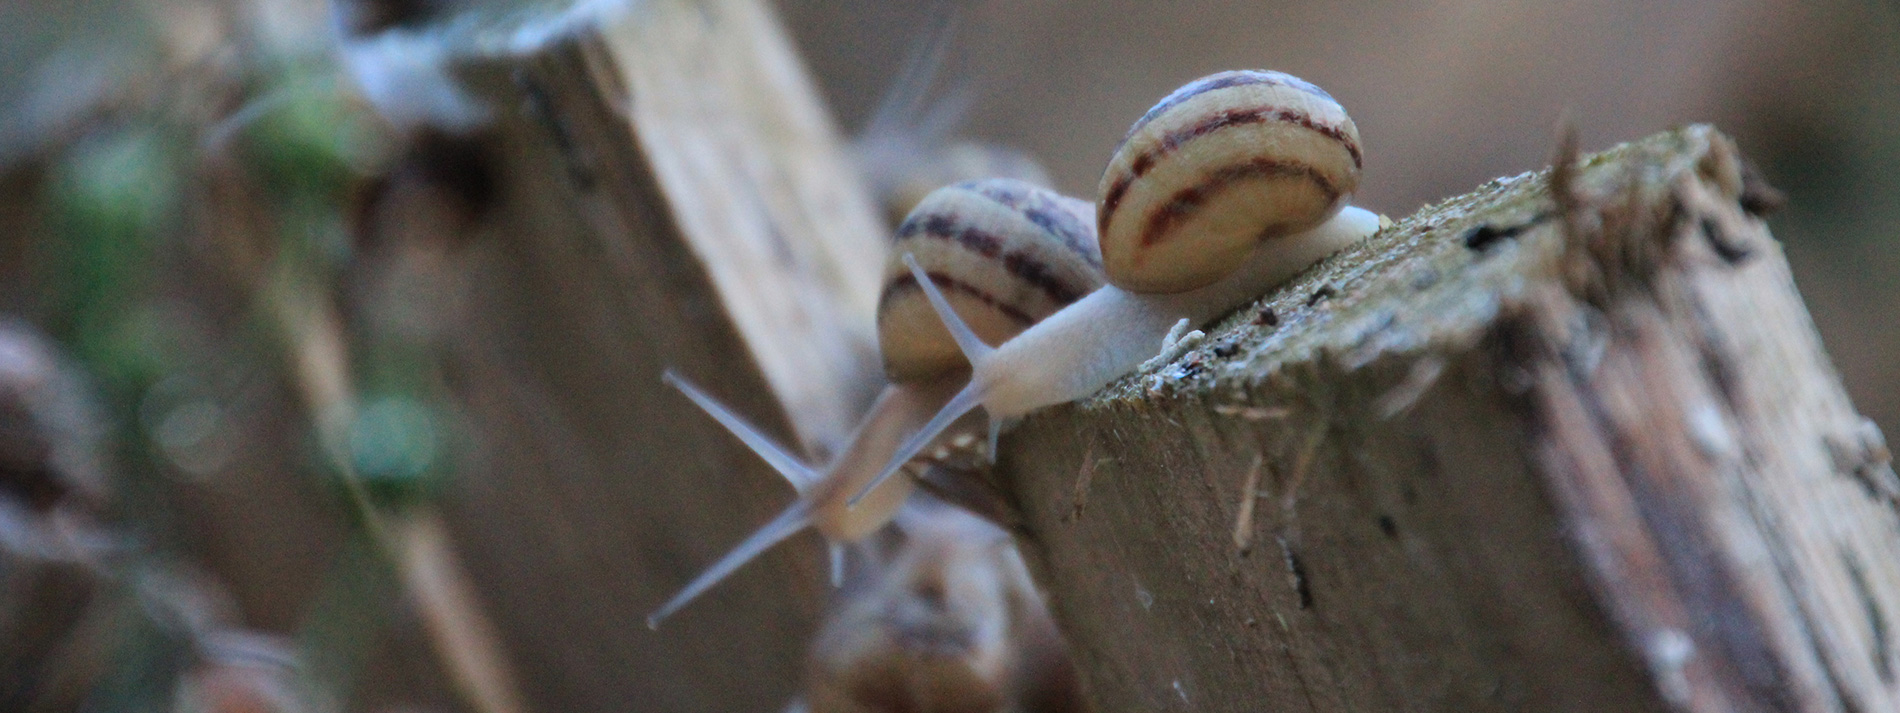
[[997, 126, 1900, 712]]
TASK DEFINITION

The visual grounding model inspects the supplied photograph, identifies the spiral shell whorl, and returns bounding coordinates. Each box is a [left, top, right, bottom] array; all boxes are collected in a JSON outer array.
[[1097, 70, 1362, 294], [878, 179, 1105, 382]]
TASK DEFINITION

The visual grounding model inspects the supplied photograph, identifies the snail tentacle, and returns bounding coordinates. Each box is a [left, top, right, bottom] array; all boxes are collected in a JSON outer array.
[[647, 498, 816, 629], [663, 370, 819, 493]]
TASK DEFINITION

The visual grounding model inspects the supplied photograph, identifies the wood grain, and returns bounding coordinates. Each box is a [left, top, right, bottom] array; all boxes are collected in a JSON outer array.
[[426, 2, 890, 711], [1000, 126, 1899, 712]]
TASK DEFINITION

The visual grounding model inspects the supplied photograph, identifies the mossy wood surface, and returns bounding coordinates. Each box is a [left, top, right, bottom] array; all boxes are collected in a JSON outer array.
[[1000, 126, 1900, 712]]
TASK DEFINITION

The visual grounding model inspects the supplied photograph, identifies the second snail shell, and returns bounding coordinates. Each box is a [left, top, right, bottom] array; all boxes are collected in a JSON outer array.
[[878, 178, 1105, 382], [1097, 70, 1363, 294]]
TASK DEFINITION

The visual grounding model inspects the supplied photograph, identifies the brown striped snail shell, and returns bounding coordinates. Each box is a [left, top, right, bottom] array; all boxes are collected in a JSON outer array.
[[843, 71, 1380, 510], [648, 179, 1107, 629], [878, 178, 1106, 382], [1097, 69, 1363, 294]]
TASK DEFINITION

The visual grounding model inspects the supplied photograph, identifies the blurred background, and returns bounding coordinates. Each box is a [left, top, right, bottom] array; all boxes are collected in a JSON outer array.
[[779, 0, 1900, 428], [0, 0, 1895, 711]]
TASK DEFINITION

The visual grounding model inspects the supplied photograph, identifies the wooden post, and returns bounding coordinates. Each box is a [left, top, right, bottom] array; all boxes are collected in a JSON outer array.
[[422, 1, 889, 711], [997, 126, 1900, 712], [412, 3, 1897, 710]]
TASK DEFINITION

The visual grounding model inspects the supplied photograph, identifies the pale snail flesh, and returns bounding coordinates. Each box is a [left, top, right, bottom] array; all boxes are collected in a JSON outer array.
[[648, 179, 1104, 628], [848, 70, 1380, 506]]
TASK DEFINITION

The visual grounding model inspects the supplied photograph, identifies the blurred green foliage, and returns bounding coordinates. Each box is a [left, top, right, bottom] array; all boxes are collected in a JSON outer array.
[[44, 127, 183, 397], [15, 19, 466, 709]]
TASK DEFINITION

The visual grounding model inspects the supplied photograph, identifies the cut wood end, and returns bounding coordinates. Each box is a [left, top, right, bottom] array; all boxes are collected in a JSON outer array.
[[1085, 124, 1769, 409], [998, 123, 1899, 712]]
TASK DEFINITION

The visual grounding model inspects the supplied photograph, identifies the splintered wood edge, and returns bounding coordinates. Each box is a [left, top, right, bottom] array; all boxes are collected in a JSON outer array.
[[411, 1, 884, 709], [1090, 126, 1716, 407], [451, 0, 890, 453], [1004, 124, 1900, 711]]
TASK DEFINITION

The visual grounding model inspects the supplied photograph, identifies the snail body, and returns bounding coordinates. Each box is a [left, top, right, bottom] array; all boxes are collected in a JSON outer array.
[[801, 504, 1082, 713], [648, 179, 1102, 628], [965, 207, 1376, 415], [851, 70, 1380, 505]]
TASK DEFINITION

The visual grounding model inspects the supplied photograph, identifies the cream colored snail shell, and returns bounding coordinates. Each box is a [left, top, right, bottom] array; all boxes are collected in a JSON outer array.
[[846, 71, 1380, 509], [878, 178, 1105, 382], [648, 180, 1106, 629], [1097, 69, 1363, 294]]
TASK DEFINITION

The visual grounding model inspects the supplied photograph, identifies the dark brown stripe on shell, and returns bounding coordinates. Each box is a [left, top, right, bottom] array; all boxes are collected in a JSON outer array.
[[879, 272, 1036, 327], [894, 211, 1093, 307], [1118, 71, 1336, 151], [962, 181, 1102, 268], [1099, 180, 1132, 241], [1100, 106, 1358, 243], [1138, 157, 1341, 248]]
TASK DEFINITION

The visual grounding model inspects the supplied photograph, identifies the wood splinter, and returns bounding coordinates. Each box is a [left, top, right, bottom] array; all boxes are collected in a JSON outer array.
[[996, 125, 1900, 712]]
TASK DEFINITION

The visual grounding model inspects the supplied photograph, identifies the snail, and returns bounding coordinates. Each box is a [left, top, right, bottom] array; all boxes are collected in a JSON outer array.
[[647, 178, 1105, 628], [798, 503, 1084, 713], [850, 70, 1381, 505]]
